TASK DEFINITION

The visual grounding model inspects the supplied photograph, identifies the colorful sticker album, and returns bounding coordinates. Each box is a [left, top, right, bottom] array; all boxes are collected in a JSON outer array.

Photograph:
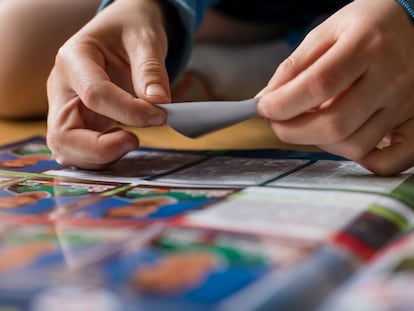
[[0, 136, 413, 311]]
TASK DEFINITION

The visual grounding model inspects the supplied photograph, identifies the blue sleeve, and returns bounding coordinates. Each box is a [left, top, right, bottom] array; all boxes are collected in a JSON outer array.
[[395, 0, 414, 21], [98, 0, 218, 83], [97, 0, 113, 11]]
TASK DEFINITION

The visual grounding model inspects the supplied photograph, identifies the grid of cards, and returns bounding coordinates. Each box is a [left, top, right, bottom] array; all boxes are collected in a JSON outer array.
[[0, 136, 413, 311]]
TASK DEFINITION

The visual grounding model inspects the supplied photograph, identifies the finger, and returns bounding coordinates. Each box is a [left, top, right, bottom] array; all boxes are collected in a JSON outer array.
[[46, 82, 138, 169], [50, 127, 139, 170], [317, 108, 409, 169], [258, 32, 368, 121], [265, 21, 336, 91], [266, 74, 383, 145], [126, 24, 171, 103], [52, 94, 118, 133], [355, 118, 414, 176], [56, 41, 166, 127]]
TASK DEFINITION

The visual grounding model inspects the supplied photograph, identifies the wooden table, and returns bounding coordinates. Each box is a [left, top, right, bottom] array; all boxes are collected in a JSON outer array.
[[0, 117, 318, 152]]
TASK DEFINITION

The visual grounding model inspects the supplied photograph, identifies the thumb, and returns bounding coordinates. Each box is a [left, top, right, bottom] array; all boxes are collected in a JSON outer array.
[[129, 31, 171, 103]]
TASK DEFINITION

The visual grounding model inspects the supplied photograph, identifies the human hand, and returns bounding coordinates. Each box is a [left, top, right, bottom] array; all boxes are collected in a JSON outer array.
[[257, 0, 414, 176], [47, 0, 169, 169]]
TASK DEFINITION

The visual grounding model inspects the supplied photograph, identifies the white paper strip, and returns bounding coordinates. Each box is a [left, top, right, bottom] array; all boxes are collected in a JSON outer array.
[[156, 98, 258, 138]]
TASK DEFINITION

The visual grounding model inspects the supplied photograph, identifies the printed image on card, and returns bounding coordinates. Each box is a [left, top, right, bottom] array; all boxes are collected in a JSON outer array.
[[318, 231, 414, 311], [0, 137, 61, 173], [0, 222, 128, 278], [0, 176, 128, 220], [332, 203, 410, 260], [75, 226, 278, 310], [0, 220, 161, 311], [64, 185, 238, 224]]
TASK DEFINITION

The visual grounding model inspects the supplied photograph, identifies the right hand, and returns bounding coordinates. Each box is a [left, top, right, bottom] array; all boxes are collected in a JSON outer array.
[[47, 0, 170, 169], [257, 0, 414, 176]]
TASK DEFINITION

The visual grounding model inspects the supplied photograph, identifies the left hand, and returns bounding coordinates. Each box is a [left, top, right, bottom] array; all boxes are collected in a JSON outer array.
[[257, 0, 414, 176], [46, 0, 170, 169]]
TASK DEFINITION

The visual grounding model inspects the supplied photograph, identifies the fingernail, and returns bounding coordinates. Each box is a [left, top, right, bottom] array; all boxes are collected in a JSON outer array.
[[146, 83, 167, 97]]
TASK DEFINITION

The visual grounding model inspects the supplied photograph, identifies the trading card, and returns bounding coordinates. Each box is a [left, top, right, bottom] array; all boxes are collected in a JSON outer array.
[[333, 204, 410, 261], [180, 187, 398, 243], [62, 185, 238, 225], [0, 221, 158, 290], [0, 221, 157, 310], [153, 225, 319, 269], [46, 149, 208, 183], [267, 160, 414, 195], [0, 225, 337, 311], [318, 232, 414, 311], [0, 223, 113, 278], [0, 175, 129, 220], [0, 137, 61, 173], [156, 156, 308, 186], [65, 225, 331, 311], [75, 226, 280, 310]]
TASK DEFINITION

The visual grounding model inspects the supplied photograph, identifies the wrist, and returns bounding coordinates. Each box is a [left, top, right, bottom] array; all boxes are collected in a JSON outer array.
[[395, 0, 414, 22]]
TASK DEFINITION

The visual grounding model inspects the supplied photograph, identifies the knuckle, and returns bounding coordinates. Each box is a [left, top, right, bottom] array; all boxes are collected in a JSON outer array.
[[54, 42, 75, 67], [276, 56, 296, 76], [46, 132, 68, 165], [322, 116, 351, 143], [46, 132, 60, 154], [80, 82, 105, 111], [359, 156, 400, 176], [138, 57, 164, 76], [306, 72, 333, 103], [270, 123, 291, 143], [54, 47, 66, 66], [368, 164, 397, 177], [136, 27, 167, 48], [304, 26, 320, 43], [137, 28, 158, 44], [340, 142, 370, 161], [365, 27, 388, 52], [259, 99, 286, 121]]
